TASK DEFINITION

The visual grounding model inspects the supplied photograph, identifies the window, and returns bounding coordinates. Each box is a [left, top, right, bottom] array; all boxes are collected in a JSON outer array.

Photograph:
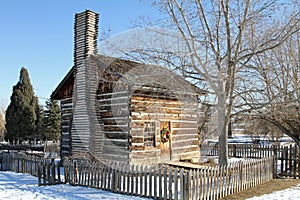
[[144, 122, 155, 147]]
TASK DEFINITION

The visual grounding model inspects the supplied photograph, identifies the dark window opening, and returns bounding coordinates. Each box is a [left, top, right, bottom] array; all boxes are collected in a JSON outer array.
[[144, 122, 155, 147]]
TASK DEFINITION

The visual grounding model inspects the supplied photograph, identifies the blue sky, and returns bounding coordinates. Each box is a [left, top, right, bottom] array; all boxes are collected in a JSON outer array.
[[0, 0, 160, 106]]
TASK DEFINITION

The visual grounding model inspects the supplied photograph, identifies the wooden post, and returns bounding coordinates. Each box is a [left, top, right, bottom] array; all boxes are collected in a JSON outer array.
[[122, 164, 126, 194], [174, 168, 178, 200], [74, 161, 78, 185], [51, 158, 55, 184], [47, 160, 51, 185], [111, 162, 116, 192], [143, 165, 147, 197], [293, 144, 298, 179], [37, 163, 42, 186], [57, 160, 61, 183], [289, 145, 292, 177], [139, 165, 143, 196], [273, 145, 278, 178], [130, 164, 134, 195], [180, 168, 184, 200], [43, 162, 47, 185], [168, 168, 172, 200], [135, 165, 139, 195], [159, 167, 163, 199], [107, 162, 112, 191], [164, 167, 168, 200], [149, 166, 153, 198]]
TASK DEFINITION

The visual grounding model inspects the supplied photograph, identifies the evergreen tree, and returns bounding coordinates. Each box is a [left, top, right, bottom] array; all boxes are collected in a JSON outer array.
[[5, 67, 37, 141], [44, 100, 61, 142], [34, 97, 45, 140]]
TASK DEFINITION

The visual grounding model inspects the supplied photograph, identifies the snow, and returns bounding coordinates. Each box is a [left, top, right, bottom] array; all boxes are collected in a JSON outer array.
[[1, 170, 300, 200], [247, 184, 300, 200], [0, 171, 146, 200]]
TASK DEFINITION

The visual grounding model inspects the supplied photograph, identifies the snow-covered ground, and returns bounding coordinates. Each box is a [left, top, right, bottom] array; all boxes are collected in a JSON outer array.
[[0, 171, 300, 200], [0, 171, 146, 200], [247, 184, 300, 200]]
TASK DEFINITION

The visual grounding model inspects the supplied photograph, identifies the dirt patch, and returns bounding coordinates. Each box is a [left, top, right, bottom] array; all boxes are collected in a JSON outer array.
[[222, 178, 300, 200]]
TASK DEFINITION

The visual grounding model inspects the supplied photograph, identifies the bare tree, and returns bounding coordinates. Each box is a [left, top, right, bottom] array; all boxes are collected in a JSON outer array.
[[101, 0, 299, 164], [238, 30, 300, 145]]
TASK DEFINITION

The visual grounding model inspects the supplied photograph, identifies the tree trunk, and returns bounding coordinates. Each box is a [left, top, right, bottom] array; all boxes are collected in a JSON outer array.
[[217, 84, 228, 165]]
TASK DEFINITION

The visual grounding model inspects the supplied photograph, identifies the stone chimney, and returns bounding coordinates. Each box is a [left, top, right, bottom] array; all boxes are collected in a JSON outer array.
[[74, 10, 99, 68]]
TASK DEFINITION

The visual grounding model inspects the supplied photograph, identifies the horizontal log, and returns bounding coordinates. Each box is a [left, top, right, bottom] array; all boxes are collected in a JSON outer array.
[[131, 122, 145, 128], [102, 145, 129, 156], [100, 138, 129, 148], [103, 126, 128, 132], [130, 145, 145, 150], [99, 111, 129, 118], [131, 136, 144, 143], [172, 134, 199, 141], [171, 145, 199, 155], [96, 91, 129, 99], [130, 128, 144, 137], [172, 151, 200, 161], [130, 105, 197, 115], [172, 139, 198, 147], [102, 153, 128, 162], [104, 131, 128, 139], [60, 97, 73, 102], [172, 129, 198, 136], [172, 122, 198, 128], [130, 149, 160, 159], [131, 98, 198, 109], [96, 97, 129, 105], [131, 112, 197, 121]]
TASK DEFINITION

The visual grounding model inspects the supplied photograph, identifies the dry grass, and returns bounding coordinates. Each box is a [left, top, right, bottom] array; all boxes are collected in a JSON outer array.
[[222, 178, 300, 200]]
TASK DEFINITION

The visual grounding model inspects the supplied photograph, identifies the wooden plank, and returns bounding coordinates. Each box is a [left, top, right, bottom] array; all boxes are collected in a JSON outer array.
[[164, 167, 168, 200], [168, 168, 172, 200], [159, 167, 163, 199], [174, 168, 178, 200], [180, 169, 184, 200], [140, 165, 143, 196]]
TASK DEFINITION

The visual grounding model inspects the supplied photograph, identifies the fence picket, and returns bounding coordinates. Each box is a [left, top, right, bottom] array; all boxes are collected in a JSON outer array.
[[179, 168, 184, 200], [174, 168, 178, 200], [168, 168, 172, 200]]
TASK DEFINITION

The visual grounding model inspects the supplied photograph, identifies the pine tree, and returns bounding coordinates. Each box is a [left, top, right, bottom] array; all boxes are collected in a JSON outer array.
[[5, 67, 37, 141], [44, 100, 61, 142], [34, 97, 45, 140]]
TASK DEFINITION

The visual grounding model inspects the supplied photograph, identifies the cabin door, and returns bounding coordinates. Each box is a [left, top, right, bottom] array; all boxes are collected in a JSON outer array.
[[160, 121, 171, 162]]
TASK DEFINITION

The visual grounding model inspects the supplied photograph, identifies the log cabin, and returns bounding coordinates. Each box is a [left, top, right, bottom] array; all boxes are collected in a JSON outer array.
[[51, 10, 206, 165]]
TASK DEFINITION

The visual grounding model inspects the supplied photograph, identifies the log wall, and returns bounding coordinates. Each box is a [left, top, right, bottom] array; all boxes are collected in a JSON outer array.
[[60, 98, 73, 158], [96, 85, 130, 162], [129, 93, 200, 164]]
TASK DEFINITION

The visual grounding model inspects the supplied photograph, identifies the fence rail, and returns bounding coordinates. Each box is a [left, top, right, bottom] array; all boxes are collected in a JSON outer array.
[[0, 151, 61, 186], [201, 143, 300, 179], [64, 157, 274, 200]]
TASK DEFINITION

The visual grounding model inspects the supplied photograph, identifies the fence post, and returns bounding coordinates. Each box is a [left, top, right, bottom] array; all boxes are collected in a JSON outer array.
[[168, 168, 172, 200], [0, 153, 2, 171], [37, 162, 42, 186], [43, 161, 47, 185], [180, 168, 184, 200], [273, 145, 278, 178], [51, 158, 55, 184], [159, 167, 163, 199], [174, 168, 178, 200], [57, 160, 61, 183]]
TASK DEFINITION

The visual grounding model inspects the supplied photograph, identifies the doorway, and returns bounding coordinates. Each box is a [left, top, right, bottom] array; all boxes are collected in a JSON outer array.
[[160, 121, 171, 162]]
